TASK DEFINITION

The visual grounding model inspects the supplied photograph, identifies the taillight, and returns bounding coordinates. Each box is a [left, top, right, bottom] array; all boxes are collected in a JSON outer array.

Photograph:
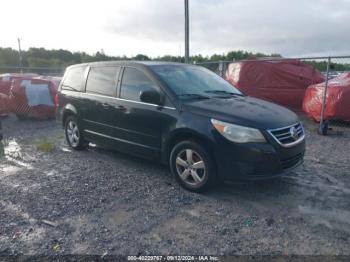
[[54, 94, 59, 107]]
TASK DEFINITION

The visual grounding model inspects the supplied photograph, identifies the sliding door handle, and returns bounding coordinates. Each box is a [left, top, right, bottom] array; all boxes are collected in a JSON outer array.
[[101, 103, 110, 109], [116, 105, 126, 111]]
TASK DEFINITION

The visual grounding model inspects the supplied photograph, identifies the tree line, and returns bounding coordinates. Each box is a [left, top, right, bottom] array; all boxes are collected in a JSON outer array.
[[0, 47, 279, 68], [0, 47, 349, 73]]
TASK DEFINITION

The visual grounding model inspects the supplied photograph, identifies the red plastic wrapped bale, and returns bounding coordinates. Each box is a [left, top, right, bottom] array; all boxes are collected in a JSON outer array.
[[0, 73, 39, 96], [303, 72, 350, 122], [10, 77, 59, 120], [1, 74, 38, 117], [0, 74, 12, 96], [225, 59, 325, 111], [34, 75, 62, 87], [0, 93, 11, 116]]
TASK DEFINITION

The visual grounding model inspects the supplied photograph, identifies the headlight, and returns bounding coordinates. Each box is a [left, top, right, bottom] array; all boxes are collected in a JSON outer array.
[[211, 119, 266, 143]]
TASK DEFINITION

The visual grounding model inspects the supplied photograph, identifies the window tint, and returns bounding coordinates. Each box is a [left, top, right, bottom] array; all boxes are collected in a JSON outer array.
[[151, 65, 242, 99], [86, 66, 119, 96], [62, 66, 86, 91], [120, 68, 158, 102]]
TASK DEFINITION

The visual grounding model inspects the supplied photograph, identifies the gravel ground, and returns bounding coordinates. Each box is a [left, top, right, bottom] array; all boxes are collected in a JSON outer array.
[[0, 114, 349, 256]]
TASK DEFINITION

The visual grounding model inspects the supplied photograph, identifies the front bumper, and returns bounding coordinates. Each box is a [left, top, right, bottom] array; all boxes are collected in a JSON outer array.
[[212, 133, 305, 181]]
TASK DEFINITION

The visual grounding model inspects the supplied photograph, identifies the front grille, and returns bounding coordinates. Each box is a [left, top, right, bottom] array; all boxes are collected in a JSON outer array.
[[268, 122, 304, 147], [281, 153, 304, 169]]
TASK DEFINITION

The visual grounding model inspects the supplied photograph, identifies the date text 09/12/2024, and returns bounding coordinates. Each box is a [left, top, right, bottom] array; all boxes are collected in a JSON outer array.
[[127, 255, 219, 261]]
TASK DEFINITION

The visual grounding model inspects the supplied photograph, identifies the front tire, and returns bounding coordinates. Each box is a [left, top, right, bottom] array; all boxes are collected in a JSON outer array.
[[65, 116, 87, 150], [170, 140, 216, 192]]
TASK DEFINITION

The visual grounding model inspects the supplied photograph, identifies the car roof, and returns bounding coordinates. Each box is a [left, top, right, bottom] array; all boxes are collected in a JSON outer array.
[[66, 60, 193, 70]]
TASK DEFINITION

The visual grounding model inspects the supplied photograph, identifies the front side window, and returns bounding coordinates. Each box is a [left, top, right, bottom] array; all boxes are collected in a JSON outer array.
[[120, 67, 159, 102], [86, 66, 120, 96], [62, 66, 86, 91]]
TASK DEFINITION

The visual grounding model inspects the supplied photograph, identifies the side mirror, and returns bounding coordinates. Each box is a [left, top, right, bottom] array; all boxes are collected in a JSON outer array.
[[140, 89, 163, 105]]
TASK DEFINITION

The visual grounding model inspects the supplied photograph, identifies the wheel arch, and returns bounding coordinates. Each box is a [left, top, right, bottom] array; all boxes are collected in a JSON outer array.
[[163, 128, 215, 165], [62, 104, 78, 127]]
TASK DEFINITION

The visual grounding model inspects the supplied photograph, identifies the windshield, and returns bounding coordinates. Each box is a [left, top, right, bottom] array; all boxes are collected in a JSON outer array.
[[151, 65, 243, 99]]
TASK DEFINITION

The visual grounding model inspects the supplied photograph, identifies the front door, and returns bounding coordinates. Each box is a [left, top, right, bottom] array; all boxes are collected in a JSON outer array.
[[106, 67, 164, 159]]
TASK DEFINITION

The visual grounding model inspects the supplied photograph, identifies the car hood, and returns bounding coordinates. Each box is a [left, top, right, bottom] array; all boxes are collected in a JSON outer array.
[[182, 96, 299, 130]]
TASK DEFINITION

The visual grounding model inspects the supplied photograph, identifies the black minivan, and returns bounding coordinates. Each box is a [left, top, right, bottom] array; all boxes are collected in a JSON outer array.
[[57, 61, 305, 192]]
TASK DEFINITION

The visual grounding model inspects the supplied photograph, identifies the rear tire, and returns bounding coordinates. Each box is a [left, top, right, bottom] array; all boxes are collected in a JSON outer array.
[[64, 115, 87, 150], [170, 140, 216, 192]]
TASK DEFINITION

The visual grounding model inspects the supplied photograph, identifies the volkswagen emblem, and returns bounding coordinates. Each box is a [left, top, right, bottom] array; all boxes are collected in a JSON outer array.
[[290, 126, 299, 140]]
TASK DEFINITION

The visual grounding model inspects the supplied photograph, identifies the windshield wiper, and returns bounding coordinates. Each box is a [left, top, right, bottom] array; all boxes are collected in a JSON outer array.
[[178, 93, 211, 100], [204, 90, 244, 96]]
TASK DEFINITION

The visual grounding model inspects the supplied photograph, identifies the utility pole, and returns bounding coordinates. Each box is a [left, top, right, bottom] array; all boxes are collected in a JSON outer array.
[[17, 38, 23, 73], [318, 57, 331, 135], [184, 0, 189, 63]]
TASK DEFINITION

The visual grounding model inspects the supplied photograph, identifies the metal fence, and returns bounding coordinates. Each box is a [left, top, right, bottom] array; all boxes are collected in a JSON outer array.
[[0, 66, 64, 76], [196, 56, 350, 136], [1, 56, 350, 136], [194, 61, 228, 78]]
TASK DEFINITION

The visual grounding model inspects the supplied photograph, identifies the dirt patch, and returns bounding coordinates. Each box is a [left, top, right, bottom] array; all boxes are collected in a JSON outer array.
[[0, 114, 349, 255]]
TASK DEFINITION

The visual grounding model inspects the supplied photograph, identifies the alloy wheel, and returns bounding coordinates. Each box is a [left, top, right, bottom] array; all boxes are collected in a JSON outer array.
[[66, 120, 80, 147], [175, 149, 207, 186]]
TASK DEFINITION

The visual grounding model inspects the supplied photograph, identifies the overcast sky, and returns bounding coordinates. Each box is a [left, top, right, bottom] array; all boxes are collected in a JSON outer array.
[[1, 0, 349, 57]]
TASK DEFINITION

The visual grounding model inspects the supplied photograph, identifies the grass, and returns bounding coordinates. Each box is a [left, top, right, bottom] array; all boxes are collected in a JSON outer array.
[[56, 131, 64, 139], [36, 139, 55, 152], [0, 142, 4, 158]]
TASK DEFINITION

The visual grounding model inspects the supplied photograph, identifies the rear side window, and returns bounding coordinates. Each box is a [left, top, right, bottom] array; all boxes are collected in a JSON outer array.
[[120, 67, 158, 102], [62, 66, 86, 91], [86, 66, 120, 97]]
